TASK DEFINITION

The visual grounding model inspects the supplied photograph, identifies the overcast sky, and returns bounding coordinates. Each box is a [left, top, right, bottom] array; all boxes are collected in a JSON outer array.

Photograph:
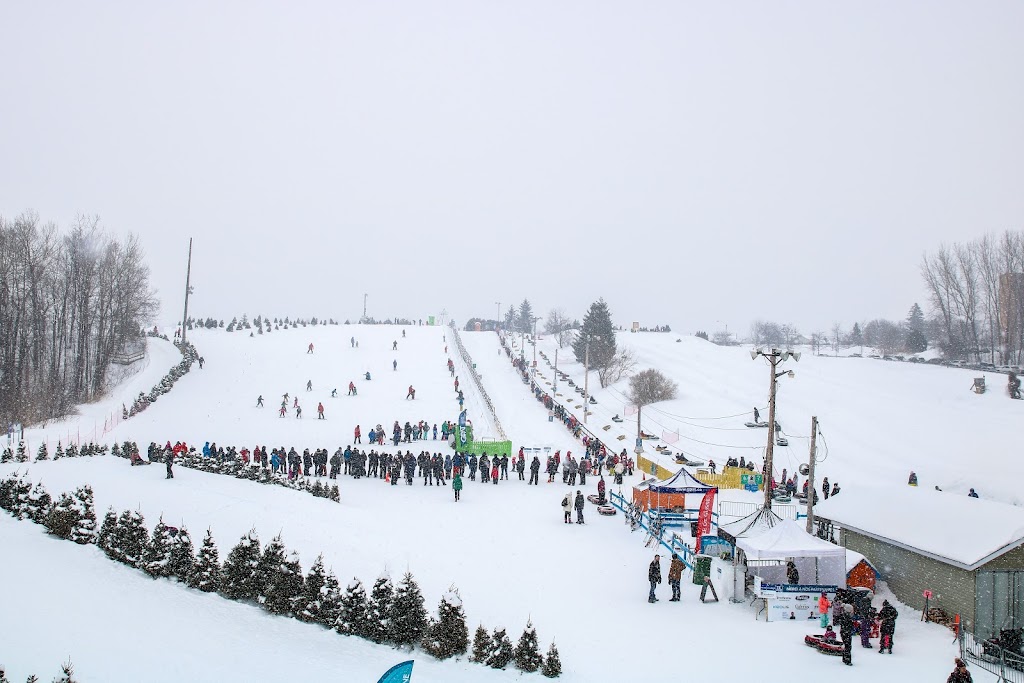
[[2, 2, 1022, 337]]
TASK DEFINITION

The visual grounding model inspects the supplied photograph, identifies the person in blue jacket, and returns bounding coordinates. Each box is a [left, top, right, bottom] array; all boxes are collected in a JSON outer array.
[[202, 442, 211, 458]]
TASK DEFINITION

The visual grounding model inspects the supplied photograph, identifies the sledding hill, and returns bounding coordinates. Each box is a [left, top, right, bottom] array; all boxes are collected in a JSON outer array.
[[0, 324, 977, 682], [475, 329, 1024, 505]]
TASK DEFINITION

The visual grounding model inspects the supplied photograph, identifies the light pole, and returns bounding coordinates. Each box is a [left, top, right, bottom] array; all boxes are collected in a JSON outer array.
[[181, 238, 193, 343], [532, 316, 541, 371], [716, 320, 729, 343], [583, 335, 601, 424], [495, 302, 501, 331], [554, 349, 558, 394], [750, 347, 799, 510]]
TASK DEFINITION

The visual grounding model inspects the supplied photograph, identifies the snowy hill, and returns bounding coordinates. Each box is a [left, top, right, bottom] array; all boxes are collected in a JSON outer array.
[[0, 324, 982, 681]]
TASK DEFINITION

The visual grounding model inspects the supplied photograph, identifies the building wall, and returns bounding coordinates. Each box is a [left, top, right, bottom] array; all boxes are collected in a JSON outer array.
[[840, 529, 976, 630], [978, 544, 1024, 571]]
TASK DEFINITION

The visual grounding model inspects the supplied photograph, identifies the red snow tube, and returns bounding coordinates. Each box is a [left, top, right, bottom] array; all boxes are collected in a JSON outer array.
[[598, 505, 617, 516], [804, 635, 844, 656]]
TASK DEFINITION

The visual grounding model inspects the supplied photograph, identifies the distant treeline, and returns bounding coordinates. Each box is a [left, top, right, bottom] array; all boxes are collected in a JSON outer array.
[[0, 212, 156, 426]]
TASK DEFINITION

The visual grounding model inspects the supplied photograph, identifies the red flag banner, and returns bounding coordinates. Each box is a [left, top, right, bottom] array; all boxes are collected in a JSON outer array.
[[695, 489, 716, 553]]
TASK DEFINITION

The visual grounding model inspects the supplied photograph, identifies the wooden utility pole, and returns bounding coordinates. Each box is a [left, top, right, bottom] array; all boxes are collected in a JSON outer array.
[[763, 353, 779, 510], [805, 416, 818, 534], [180, 238, 193, 343], [363, 293, 368, 321]]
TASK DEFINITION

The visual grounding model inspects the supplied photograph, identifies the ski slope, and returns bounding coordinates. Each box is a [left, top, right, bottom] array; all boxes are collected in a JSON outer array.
[[0, 324, 984, 681]]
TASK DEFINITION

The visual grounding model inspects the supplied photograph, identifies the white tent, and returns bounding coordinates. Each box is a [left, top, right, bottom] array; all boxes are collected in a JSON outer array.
[[736, 519, 847, 586]]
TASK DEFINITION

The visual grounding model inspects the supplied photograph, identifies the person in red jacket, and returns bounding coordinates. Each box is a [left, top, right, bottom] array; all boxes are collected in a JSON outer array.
[[406, 385, 416, 400], [307, 342, 314, 354], [354, 425, 361, 443], [317, 402, 325, 420]]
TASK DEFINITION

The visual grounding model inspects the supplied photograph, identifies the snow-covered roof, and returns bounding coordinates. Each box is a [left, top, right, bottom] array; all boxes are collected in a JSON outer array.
[[647, 467, 715, 494], [814, 486, 1024, 571], [736, 520, 846, 561], [845, 549, 876, 574]]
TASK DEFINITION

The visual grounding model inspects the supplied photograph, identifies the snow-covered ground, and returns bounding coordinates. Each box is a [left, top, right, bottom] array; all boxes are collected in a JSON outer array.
[[1, 325, 989, 681]]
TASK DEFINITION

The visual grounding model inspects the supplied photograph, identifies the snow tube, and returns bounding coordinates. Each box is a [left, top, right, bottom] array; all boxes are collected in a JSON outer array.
[[587, 495, 607, 505], [804, 635, 844, 656], [598, 505, 617, 516]]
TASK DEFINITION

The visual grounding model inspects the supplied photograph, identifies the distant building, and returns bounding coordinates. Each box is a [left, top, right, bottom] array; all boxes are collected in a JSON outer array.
[[815, 487, 1024, 639]]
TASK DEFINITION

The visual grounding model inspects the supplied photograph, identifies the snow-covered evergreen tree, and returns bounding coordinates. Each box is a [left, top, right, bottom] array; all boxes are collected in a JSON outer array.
[[115, 509, 149, 568], [514, 620, 543, 672], [298, 554, 327, 624], [422, 587, 468, 660], [36, 443, 48, 461], [11, 476, 32, 520], [53, 441, 64, 460], [15, 441, 28, 463], [336, 578, 370, 638], [329, 484, 340, 503], [143, 516, 174, 578], [470, 624, 492, 663], [193, 528, 220, 592], [97, 507, 119, 553], [25, 482, 52, 523], [487, 627, 514, 669], [53, 659, 78, 683], [65, 443, 78, 458], [70, 486, 97, 545], [0, 446, 12, 463], [220, 529, 261, 601], [258, 534, 303, 615], [366, 573, 394, 643], [318, 569, 342, 629], [167, 526, 195, 582], [111, 443, 121, 459], [44, 492, 81, 540], [542, 641, 562, 678], [389, 570, 428, 648]]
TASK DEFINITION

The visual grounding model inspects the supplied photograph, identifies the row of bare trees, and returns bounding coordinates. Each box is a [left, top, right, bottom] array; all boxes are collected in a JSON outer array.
[[0, 212, 157, 426], [921, 230, 1024, 363]]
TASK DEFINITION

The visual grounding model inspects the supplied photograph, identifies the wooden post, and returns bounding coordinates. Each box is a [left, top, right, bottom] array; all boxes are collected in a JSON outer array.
[[806, 416, 818, 534]]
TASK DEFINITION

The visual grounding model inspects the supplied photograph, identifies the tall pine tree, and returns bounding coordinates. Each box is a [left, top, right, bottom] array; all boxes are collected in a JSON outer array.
[[514, 620, 543, 672], [572, 298, 617, 368], [255, 533, 287, 607], [193, 528, 221, 592], [36, 443, 48, 461], [422, 587, 468, 660], [318, 569, 342, 629], [389, 571, 428, 648], [517, 299, 535, 335], [366, 573, 395, 643], [220, 529, 261, 601]]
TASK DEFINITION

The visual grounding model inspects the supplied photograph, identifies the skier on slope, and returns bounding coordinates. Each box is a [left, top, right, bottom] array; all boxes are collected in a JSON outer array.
[[317, 402, 325, 420], [257, 395, 264, 407]]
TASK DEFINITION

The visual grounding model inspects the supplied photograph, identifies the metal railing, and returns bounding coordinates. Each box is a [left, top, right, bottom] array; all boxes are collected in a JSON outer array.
[[961, 630, 1024, 682], [449, 325, 506, 440], [719, 499, 802, 521]]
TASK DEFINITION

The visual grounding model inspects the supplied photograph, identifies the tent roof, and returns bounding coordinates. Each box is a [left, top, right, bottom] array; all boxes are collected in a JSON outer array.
[[736, 520, 846, 561], [814, 486, 1024, 570], [718, 507, 785, 543], [647, 467, 716, 494]]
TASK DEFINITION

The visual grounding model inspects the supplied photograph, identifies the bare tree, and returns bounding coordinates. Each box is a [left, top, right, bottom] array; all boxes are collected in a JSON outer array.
[[597, 347, 636, 388], [628, 368, 678, 447], [543, 308, 575, 348]]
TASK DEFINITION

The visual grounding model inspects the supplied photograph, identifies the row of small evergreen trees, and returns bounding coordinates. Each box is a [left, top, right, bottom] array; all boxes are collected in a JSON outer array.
[[1, 441, 108, 463], [0, 473, 561, 676], [0, 660, 78, 683]]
